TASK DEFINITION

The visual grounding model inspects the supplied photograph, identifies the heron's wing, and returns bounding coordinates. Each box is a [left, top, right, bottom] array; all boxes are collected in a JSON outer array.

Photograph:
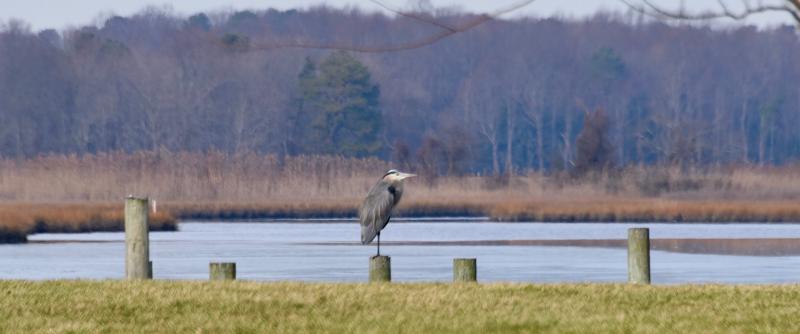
[[359, 181, 395, 244]]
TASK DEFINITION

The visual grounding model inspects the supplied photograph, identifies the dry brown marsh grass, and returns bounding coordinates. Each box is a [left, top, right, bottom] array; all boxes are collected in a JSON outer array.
[[0, 203, 176, 243], [489, 198, 800, 222], [0, 151, 390, 202], [2, 151, 800, 242], [6, 151, 795, 203]]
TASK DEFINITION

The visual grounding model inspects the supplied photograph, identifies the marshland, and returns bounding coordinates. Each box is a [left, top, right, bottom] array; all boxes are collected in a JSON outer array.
[[3, 152, 800, 243], [3, 0, 800, 332]]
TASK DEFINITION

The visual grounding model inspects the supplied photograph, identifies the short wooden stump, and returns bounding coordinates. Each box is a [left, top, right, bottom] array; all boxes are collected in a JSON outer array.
[[210, 262, 236, 281], [453, 258, 477, 282], [369, 255, 391, 282]]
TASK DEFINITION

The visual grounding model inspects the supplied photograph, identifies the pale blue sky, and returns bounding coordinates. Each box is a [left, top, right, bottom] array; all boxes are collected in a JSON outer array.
[[0, 0, 792, 31]]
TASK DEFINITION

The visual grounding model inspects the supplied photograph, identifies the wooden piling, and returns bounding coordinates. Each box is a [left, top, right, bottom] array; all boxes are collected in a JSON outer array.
[[125, 197, 150, 280], [628, 227, 651, 284], [369, 255, 391, 282], [453, 258, 477, 282], [210, 262, 236, 280]]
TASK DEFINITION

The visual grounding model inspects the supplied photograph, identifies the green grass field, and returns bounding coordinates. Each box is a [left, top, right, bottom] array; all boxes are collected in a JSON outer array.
[[1, 281, 798, 333]]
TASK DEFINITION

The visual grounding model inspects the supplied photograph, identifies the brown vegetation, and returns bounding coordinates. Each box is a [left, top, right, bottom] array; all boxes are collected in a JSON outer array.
[[489, 199, 800, 223], [10, 151, 800, 202], [0, 203, 176, 243], [2, 152, 800, 242]]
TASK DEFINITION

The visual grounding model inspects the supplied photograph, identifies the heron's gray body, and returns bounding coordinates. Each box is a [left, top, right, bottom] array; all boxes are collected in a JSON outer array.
[[359, 178, 404, 244]]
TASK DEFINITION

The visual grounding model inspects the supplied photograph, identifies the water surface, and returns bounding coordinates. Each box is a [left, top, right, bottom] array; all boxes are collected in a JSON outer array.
[[3, 221, 800, 283]]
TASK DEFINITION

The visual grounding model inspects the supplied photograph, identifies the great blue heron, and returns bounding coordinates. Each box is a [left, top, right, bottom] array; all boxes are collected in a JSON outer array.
[[359, 169, 416, 256]]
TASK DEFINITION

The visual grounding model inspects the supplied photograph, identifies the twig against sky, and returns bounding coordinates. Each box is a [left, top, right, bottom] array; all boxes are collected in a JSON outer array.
[[238, 0, 537, 53], [620, 0, 800, 23], [369, 0, 458, 32]]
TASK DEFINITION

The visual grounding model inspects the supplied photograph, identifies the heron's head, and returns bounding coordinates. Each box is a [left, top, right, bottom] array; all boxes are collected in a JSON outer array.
[[383, 169, 416, 182]]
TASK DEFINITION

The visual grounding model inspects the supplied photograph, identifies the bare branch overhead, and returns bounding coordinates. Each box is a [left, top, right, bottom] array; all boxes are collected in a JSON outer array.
[[621, 0, 800, 23], [369, 0, 458, 32]]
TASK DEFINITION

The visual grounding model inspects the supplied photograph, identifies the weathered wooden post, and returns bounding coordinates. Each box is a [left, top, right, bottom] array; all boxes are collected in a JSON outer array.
[[369, 256, 391, 282], [453, 258, 477, 282], [628, 227, 651, 284], [210, 262, 236, 280], [125, 196, 150, 280]]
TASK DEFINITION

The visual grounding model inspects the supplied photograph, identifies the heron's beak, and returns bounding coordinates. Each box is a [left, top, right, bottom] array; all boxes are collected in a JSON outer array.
[[399, 172, 416, 180]]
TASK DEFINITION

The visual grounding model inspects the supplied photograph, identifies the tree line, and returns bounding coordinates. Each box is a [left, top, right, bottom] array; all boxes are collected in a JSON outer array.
[[0, 7, 798, 175]]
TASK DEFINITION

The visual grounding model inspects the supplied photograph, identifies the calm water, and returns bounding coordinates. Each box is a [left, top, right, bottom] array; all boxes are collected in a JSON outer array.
[[3, 220, 800, 283]]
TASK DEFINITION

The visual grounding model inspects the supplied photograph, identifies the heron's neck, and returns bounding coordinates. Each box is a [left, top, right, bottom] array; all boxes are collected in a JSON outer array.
[[387, 180, 404, 192]]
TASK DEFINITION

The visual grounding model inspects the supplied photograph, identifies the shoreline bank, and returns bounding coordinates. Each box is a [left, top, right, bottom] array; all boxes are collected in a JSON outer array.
[[3, 198, 800, 244]]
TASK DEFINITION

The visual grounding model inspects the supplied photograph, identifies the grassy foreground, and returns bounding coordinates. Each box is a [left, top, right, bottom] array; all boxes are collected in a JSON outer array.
[[1, 281, 799, 333]]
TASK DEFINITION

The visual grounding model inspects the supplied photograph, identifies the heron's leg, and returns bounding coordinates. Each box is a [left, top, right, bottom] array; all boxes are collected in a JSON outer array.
[[377, 232, 380, 256]]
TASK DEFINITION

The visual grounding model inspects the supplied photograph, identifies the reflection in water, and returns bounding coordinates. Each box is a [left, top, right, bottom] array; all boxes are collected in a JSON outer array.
[[653, 238, 800, 256], [312, 238, 800, 256]]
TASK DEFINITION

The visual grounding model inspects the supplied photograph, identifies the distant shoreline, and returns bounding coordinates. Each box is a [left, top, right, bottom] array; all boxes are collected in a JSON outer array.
[[165, 199, 800, 224], [26, 236, 800, 257], [3, 199, 800, 244], [304, 237, 800, 256]]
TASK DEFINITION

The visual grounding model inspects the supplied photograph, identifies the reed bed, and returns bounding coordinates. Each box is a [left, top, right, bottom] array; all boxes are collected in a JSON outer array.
[[2, 151, 800, 242], [164, 198, 492, 220], [163, 197, 800, 223], [0, 151, 390, 202], [489, 198, 800, 222], [0, 203, 176, 243], [4, 151, 800, 203]]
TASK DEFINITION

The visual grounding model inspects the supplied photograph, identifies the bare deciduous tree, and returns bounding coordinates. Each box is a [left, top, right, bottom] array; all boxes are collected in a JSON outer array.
[[1, 5, 799, 175], [221, 0, 539, 53]]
